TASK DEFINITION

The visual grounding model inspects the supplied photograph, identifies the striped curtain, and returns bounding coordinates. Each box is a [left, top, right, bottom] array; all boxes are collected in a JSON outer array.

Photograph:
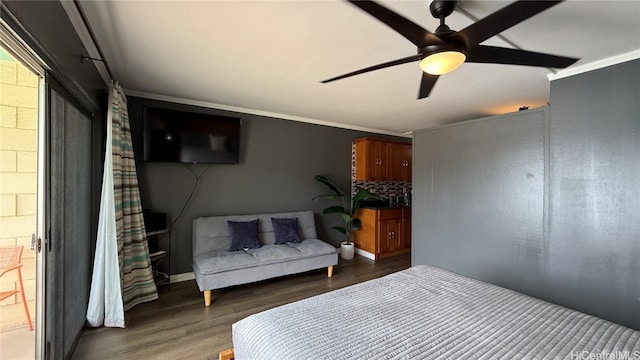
[[111, 83, 158, 311], [87, 82, 157, 328]]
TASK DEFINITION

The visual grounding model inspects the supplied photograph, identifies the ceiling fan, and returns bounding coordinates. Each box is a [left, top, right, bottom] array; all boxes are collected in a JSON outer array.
[[321, 0, 579, 99]]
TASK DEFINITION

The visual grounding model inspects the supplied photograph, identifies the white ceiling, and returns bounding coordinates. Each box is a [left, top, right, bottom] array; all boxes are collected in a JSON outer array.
[[76, 0, 640, 136]]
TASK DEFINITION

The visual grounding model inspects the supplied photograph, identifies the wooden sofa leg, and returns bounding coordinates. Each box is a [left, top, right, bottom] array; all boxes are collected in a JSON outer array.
[[219, 348, 234, 360], [204, 290, 211, 307], [328, 265, 333, 278]]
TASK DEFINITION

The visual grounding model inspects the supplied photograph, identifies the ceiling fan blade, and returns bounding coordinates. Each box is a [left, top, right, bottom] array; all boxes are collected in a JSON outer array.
[[459, 1, 564, 47], [418, 72, 439, 99], [466, 45, 579, 68], [321, 54, 421, 83], [348, 1, 444, 47]]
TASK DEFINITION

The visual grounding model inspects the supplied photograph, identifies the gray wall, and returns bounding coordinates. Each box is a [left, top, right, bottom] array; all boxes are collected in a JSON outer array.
[[128, 97, 404, 274], [546, 59, 639, 328], [413, 108, 547, 295], [413, 59, 639, 330]]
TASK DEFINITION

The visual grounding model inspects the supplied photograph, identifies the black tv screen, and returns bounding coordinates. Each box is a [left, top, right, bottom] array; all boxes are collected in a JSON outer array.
[[143, 107, 241, 164]]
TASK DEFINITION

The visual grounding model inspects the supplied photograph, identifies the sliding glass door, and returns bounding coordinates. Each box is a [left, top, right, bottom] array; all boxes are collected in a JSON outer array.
[[0, 33, 45, 360], [45, 83, 94, 359], [2, 24, 97, 360]]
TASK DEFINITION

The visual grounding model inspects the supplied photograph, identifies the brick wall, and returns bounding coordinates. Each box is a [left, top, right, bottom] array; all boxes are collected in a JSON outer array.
[[0, 54, 38, 306]]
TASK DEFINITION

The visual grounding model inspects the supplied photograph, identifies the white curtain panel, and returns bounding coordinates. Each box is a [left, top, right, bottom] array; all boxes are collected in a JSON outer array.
[[86, 82, 158, 327], [86, 82, 125, 328]]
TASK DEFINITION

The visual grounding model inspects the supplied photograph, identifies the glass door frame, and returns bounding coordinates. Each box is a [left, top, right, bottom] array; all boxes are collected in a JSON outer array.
[[35, 72, 46, 360], [1, 18, 49, 360]]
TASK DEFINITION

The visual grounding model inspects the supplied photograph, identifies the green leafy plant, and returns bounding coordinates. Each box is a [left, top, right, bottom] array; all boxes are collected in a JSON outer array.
[[312, 175, 380, 245]]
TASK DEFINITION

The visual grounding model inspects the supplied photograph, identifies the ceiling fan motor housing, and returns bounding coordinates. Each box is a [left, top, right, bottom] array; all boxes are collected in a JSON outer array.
[[422, 1, 466, 59], [429, 0, 457, 19], [419, 28, 467, 59]]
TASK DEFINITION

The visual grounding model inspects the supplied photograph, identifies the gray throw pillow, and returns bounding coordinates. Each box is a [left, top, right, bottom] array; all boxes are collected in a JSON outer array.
[[227, 219, 261, 251], [271, 217, 301, 244]]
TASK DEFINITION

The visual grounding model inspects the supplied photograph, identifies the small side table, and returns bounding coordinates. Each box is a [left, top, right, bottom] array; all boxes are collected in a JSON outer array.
[[147, 229, 171, 288]]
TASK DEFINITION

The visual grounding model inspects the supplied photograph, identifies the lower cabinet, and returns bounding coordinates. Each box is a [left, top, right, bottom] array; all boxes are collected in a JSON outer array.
[[402, 208, 411, 251], [353, 208, 411, 260]]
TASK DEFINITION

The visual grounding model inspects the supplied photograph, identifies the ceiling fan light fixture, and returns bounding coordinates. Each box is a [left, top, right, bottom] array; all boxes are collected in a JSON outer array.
[[419, 50, 466, 75]]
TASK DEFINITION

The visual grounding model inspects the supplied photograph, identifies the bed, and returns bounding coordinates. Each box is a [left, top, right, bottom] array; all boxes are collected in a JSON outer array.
[[231, 265, 639, 359]]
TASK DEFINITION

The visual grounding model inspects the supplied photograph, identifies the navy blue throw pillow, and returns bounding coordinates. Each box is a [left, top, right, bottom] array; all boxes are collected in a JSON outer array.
[[271, 218, 301, 244], [227, 219, 261, 251]]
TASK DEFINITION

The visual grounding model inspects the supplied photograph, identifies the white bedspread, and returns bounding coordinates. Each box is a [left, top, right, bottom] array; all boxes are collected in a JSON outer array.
[[232, 265, 639, 359]]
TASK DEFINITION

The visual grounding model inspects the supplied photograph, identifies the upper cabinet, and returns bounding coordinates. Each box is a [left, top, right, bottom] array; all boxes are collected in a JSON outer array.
[[355, 138, 388, 181], [355, 138, 412, 182], [391, 143, 412, 182]]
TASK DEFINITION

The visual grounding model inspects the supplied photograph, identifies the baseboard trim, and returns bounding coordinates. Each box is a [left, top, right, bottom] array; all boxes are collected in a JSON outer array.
[[355, 248, 375, 260], [170, 272, 195, 283]]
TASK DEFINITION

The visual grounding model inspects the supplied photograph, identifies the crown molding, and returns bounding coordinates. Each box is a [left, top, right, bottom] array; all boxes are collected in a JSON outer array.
[[548, 50, 640, 81], [124, 89, 410, 138]]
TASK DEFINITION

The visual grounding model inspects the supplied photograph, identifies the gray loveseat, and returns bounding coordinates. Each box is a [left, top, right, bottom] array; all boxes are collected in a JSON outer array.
[[192, 210, 338, 306]]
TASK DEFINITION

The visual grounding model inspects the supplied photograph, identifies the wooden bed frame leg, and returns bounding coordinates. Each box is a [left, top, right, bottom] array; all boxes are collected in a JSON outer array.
[[204, 290, 211, 307], [219, 348, 234, 360], [328, 265, 333, 278]]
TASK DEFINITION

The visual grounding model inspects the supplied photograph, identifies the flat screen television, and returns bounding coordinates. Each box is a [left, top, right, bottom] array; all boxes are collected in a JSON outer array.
[[143, 107, 241, 164]]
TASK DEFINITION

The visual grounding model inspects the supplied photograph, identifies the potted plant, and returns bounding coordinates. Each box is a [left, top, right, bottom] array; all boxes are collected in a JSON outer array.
[[312, 175, 379, 259]]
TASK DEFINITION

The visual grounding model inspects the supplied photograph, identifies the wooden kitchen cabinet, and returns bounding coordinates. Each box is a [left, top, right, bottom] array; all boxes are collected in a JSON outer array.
[[353, 207, 411, 260], [380, 218, 402, 253], [399, 143, 412, 182], [401, 208, 411, 249], [390, 142, 412, 182], [355, 138, 390, 181], [378, 208, 402, 254], [355, 138, 411, 181]]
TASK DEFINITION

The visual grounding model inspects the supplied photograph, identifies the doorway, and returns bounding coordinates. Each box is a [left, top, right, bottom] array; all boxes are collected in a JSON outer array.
[[0, 44, 42, 359]]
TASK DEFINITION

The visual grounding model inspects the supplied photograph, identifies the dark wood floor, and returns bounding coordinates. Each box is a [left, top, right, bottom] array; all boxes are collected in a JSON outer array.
[[72, 254, 411, 360]]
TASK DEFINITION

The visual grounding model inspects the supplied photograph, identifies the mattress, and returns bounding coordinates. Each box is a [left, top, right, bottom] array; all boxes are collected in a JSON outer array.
[[232, 265, 639, 359]]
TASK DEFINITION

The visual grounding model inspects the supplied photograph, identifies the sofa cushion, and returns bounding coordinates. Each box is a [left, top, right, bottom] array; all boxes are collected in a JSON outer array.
[[194, 239, 337, 275], [250, 244, 304, 266], [194, 250, 258, 274], [287, 239, 337, 257], [271, 218, 301, 244], [228, 219, 261, 251]]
